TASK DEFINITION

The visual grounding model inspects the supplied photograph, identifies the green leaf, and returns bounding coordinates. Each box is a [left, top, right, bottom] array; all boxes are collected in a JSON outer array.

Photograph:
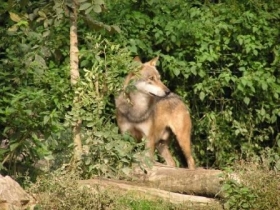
[[122, 167, 131, 175], [261, 82, 268, 90], [199, 92, 206, 101], [241, 202, 249, 208], [243, 97, 250, 105], [0, 148, 8, 155], [173, 68, 180, 76], [171, 35, 176, 43], [277, 137, 280, 147], [190, 65, 197, 75], [79, 3, 92, 11], [260, 108, 266, 116], [85, 158, 91, 165], [94, 0, 105, 5], [85, 6, 93, 15], [93, 5, 102, 13], [38, 11, 47, 18], [275, 159, 280, 170], [31, 132, 39, 140], [86, 122, 95, 127], [198, 69, 206, 77], [241, 79, 247, 86], [10, 142, 20, 151], [105, 143, 114, 151], [43, 115, 50, 125], [80, 59, 89, 67], [111, 25, 121, 33], [222, 183, 231, 191], [9, 12, 21, 22]]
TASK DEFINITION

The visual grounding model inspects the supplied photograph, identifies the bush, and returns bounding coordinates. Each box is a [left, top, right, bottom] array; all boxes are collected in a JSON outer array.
[[64, 35, 149, 178], [101, 0, 280, 168], [1, 0, 280, 178], [222, 159, 280, 209], [27, 170, 114, 210], [0, 4, 72, 175]]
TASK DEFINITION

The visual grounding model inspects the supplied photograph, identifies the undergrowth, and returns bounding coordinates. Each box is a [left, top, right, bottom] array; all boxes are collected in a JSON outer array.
[[25, 169, 177, 210], [25, 160, 280, 210], [25, 169, 217, 210], [222, 161, 280, 210]]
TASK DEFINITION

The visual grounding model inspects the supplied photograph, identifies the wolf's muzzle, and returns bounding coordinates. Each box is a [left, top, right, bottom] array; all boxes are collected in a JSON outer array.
[[165, 89, 171, 95]]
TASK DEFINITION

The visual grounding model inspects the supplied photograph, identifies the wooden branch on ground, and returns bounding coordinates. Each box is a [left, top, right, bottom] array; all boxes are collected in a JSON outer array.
[[78, 178, 222, 209], [78, 165, 239, 208]]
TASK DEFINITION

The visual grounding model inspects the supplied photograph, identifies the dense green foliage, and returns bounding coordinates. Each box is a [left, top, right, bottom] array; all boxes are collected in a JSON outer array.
[[100, 0, 280, 168], [222, 162, 280, 209], [0, 0, 279, 178], [0, 1, 72, 172], [1, 0, 280, 209], [68, 35, 146, 178]]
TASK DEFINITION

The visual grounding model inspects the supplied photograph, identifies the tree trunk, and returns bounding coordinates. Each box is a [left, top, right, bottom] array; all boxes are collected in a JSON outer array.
[[69, 0, 82, 163], [78, 178, 222, 208]]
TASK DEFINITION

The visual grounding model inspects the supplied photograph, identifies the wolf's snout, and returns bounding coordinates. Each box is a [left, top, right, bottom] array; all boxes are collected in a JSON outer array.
[[165, 89, 171, 95]]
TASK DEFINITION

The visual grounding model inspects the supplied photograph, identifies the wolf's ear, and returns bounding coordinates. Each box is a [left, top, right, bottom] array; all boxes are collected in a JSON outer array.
[[149, 56, 159, 66], [133, 56, 142, 63]]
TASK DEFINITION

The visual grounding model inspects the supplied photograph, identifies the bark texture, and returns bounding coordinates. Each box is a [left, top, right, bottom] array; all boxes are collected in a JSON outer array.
[[77, 165, 238, 208], [78, 178, 222, 208], [70, 0, 79, 86], [69, 0, 82, 162], [135, 165, 224, 197]]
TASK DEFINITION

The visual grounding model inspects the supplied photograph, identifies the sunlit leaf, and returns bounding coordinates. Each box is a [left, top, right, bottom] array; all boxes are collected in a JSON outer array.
[[199, 92, 205, 101], [111, 25, 121, 33], [38, 11, 47, 18], [93, 5, 102, 13], [94, 0, 105, 5], [10, 142, 20, 151], [79, 3, 92, 11], [9, 12, 21, 22], [243, 97, 250, 105]]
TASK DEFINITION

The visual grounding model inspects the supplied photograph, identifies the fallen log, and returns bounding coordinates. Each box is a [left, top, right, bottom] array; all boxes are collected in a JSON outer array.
[[133, 165, 226, 197], [78, 178, 222, 209], [78, 165, 237, 208]]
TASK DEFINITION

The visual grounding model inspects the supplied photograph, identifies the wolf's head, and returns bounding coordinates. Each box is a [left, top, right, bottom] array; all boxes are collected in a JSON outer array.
[[125, 56, 170, 97]]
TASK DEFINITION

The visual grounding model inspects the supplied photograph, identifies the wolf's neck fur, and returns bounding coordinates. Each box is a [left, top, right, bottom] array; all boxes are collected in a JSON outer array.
[[116, 90, 156, 123]]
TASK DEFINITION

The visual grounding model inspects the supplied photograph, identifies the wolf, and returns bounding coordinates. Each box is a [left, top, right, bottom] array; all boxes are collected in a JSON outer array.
[[115, 56, 195, 169]]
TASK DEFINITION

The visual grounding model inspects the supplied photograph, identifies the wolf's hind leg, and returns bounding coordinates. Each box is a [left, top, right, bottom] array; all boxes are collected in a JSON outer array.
[[176, 131, 195, 169], [171, 117, 196, 169], [157, 142, 176, 167]]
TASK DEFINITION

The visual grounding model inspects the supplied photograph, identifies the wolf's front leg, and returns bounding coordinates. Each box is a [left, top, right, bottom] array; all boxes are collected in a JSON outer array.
[[145, 136, 156, 163]]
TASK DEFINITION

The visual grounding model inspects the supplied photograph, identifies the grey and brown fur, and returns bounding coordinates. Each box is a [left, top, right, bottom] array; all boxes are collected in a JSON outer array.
[[115, 56, 195, 169]]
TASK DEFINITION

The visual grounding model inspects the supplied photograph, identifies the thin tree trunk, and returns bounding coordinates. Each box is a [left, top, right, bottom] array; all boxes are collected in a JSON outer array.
[[70, 0, 82, 163]]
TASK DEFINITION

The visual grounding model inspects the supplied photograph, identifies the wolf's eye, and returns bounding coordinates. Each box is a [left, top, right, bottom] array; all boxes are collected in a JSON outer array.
[[149, 76, 155, 81]]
